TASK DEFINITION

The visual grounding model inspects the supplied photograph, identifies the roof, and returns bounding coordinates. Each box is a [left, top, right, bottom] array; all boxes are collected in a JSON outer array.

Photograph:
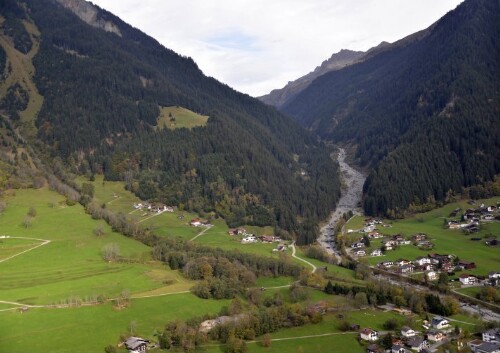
[[407, 336, 425, 347], [124, 337, 149, 350], [477, 342, 500, 353], [361, 328, 375, 335], [401, 326, 413, 332]]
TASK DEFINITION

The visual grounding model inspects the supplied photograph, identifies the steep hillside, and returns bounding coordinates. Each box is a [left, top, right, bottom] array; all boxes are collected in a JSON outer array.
[[0, 0, 341, 243], [282, 0, 500, 216], [259, 49, 365, 108]]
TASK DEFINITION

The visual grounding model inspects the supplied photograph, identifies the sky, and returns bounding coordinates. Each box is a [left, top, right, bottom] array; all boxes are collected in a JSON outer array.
[[90, 0, 464, 97]]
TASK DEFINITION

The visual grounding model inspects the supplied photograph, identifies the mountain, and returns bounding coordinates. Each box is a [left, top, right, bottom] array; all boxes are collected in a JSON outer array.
[[0, 0, 340, 244], [259, 49, 366, 108], [281, 0, 500, 216]]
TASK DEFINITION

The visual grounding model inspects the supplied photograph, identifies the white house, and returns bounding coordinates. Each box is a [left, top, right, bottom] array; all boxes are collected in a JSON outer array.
[[407, 336, 429, 352], [354, 250, 366, 257], [431, 317, 449, 330], [483, 328, 500, 343], [414, 257, 431, 267], [401, 326, 416, 338], [360, 328, 379, 341], [459, 274, 477, 285], [426, 271, 438, 281], [371, 249, 383, 257], [427, 330, 446, 342], [241, 236, 257, 244]]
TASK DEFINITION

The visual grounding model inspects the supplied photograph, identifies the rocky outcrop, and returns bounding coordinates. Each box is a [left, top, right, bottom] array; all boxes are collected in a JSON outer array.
[[56, 0, 122, 37]]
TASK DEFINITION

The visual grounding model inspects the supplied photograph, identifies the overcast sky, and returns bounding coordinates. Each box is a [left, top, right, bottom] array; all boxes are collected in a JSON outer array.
[[91, 0, 464, 97]]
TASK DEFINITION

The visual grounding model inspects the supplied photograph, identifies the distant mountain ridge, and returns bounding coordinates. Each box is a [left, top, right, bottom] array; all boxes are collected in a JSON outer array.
[[280, 0, 500, 216]]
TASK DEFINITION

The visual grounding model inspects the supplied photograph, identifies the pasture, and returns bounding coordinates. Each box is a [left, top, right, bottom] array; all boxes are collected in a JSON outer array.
[[156, 106, 209, 130]]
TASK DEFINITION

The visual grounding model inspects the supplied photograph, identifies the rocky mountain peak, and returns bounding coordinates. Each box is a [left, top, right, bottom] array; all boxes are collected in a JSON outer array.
[[56, 0, 122, 37]]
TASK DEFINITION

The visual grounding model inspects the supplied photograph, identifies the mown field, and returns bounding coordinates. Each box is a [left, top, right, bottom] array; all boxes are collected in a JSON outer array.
[[156, 106, 209, 130], [345, 197, 500, 276]]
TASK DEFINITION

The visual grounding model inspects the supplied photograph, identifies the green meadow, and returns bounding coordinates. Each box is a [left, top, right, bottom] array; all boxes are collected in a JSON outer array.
[[156, 106, 209, 130], [346, 197, 500, 275]]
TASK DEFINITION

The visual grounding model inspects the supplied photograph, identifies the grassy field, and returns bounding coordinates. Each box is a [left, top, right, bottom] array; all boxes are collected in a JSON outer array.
[[0, 293, 228, 353], [203, 309, 407, 353], [156, 106, 209, 130], [345, 197, 500, 275], [0, 188, 193, 306]]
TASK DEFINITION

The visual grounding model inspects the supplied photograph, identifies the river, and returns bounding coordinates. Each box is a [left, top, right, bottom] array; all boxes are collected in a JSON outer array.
[[317, 148, 366, 262]]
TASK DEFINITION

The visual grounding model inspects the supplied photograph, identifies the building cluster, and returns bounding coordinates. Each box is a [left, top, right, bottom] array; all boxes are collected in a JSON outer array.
[[361, 316, 451, 353], [447, 202, 500, 234], [133, 202, 174, 214], [468, 328, 500, 353], [189, 218, 212, 227]]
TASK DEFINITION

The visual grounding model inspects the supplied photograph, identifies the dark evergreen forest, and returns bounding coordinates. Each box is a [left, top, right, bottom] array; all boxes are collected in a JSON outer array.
[[283, 0, 500, 216], [0, 0, 341, 243]]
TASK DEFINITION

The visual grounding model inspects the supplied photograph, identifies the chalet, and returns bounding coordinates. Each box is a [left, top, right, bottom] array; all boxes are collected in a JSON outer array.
[[464, 224, 481, 233], [414, 257, 431, 267], [369, 232, 383, 239], [260, 235, 276, 243], [370, 249, 383, 257], [396, 259, 411, 267], [487, 206, 497, 212], [364, 225, 376, 233], [427, 330, 445, 342], [406, 336, 428, 352], [412, 234, 427, 242], [241, 236, 257, 244], [431, 316, 449, 329], [489, 272, 500, 280], [385, 244, 394, 251], [367, 344, 383, 353], [422, 264, 435, 272], [398, 265, 415, 274], [486, 239, 499, 246], [380, 261, 394, 268], [475, 342, 500, 353], [447, 221, 461, 229], [384, 240, 398, 248], [426, 271, 438, 281], [391, 345, 408, 353], [483, 214, 496, 221], [458, 260, 476, 270], [351, 241, 366, 249], [190, 219, 203, 227], [401, 326, 416, 338], [124, 337, 149, 353], [441, 261, 454, 273], [483, 328, 500, 343], [469, 340, 485, 352], [228, 228, 246, 236], [360, 328, 379, 341], [417, 241, 433, 249], [459, 274, 478, 285], [354, 250, 366, 257]]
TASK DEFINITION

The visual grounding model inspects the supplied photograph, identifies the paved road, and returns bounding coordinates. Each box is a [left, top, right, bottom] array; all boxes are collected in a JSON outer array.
[[318, 148, 366, 262]]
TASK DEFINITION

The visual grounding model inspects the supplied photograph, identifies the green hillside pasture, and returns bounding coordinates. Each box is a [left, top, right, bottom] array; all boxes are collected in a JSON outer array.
[[0, 188, 191, 305], [0, 237, 45, 262], [0, 293, 229, 353], [204, 309, 406, 353], [345, 198, 500, 275], [156, 106, 209, 130]]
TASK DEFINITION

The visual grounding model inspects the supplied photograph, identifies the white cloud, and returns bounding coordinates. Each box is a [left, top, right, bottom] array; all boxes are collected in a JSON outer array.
[[91, 0, 464, 97]]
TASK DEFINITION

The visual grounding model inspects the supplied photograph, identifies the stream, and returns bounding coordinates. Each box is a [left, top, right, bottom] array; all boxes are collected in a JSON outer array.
[[317, 148, 366, 262]]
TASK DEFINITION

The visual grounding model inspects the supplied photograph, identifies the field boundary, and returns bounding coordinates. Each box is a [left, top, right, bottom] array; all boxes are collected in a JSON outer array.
[[0, 236, 51, 264]]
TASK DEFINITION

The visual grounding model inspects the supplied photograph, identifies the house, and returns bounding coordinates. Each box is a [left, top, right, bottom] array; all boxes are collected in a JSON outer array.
[[351, 241, 366, 249], [468, 340, 484, 352], [406, 336, 428, 352], [260, 235, 276, 243], [190, 218, 210, 227], [366, 344, 383, 353], [401, 326, 416, 338], [124, 337, 149, 353], [487, 206, 497, 212], [483, 328, 500, 343], [371, 249, 383, 257], [414, 257, 431, 267], [228, 228, 246, 236], [369, 232, 383, 239], [426, 271, 438, 281], [398, 265, 415, 274], [459, 274, 478, 285], [422, 264, 435, 272], [431, 316, 449, 329], [441, 261, 454, 273], [489, 272, 500, 280], [380, 261, 394, 268], [475, 342, 500, 353], [354, 250, 366, 257], [427, 330, 445, 342], [396, 259, 411, 267], [412, 234, 427, 242], [241, 236, 257, 244], [364, 225, 376, 233], [360, 328, 379, 341], [391, 345, 408, 353], [458, 260, 476, 270]]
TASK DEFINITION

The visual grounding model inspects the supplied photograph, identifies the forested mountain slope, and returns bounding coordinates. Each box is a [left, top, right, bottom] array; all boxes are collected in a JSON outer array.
[[0, 0, 340, 244], [282, 0, 500, 216]]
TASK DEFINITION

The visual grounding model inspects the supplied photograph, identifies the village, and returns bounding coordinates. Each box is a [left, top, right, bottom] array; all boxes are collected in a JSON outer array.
[[345, 202, 500, 290], [359, 315, 500, 353]]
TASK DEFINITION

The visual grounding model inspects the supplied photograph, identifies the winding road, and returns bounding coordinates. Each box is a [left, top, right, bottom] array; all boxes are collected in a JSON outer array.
[[318, 148, 366, 262]]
